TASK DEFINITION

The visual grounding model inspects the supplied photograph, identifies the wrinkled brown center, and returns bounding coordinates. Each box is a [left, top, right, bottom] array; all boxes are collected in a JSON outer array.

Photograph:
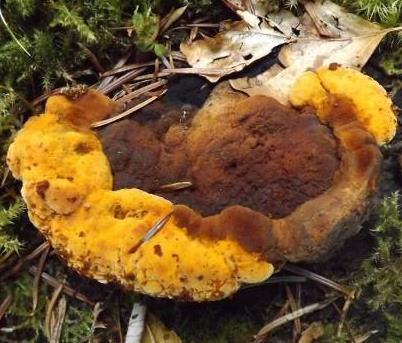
[[98, 88, 339, 218]]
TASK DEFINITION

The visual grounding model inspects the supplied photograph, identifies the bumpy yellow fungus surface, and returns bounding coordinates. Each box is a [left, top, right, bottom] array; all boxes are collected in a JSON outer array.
[[50, 189, 272, 300], [6, 90, 273, 301], [290, 66, 396, 144]]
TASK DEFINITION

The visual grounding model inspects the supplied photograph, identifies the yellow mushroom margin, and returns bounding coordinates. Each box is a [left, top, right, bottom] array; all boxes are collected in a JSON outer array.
[[290, 65, 396, 145], [6, 90, 274, 302]]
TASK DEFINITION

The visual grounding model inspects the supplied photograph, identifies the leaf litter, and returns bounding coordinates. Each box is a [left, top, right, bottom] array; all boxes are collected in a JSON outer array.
[[181, 0, 401, 104]]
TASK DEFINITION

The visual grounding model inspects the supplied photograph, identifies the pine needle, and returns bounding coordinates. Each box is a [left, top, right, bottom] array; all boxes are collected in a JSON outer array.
[[0, 3, 31, 57]]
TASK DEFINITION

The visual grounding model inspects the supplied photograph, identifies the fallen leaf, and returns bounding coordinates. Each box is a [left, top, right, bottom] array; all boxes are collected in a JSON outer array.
[[297, 322, 324, 343], [230, 0, 401, 104], [142, 314, 182, 343], [180, 11, 290, 82]]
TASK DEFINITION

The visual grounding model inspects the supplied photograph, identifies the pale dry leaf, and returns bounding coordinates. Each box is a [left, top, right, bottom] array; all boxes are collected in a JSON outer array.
[[230, 0, 401, 104], [141, 314, 182, 343], [266, 10, 302, 38], [180, 13, 290, 82]]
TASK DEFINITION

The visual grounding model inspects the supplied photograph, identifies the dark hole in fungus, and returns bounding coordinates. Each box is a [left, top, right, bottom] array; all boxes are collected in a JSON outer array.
[[153, 244, 163, 257], [74, 142, 93, 154], [36, 180, 50, 199]]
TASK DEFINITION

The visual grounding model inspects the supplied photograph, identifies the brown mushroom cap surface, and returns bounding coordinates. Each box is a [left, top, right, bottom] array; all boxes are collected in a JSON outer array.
[[99, 87, 339, 218], [6, 67, 394, 300]]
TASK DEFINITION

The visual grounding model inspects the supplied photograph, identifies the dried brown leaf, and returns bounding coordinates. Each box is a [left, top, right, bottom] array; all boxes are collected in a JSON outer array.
[[180, 14, 289, 82], [230, 0, 401, 104]]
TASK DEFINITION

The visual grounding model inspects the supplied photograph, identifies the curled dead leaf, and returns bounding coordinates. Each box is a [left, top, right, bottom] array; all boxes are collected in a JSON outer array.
[[230, 0, 401, 104], [180, 13, 290, 82]]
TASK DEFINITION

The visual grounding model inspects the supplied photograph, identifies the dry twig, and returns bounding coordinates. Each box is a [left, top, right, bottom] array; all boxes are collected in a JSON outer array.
[[116, 80, 167, 104], [101, 62, 155, 78], [49, 296, 67, 343], [97, 54, 131, 89], [285, 285, 302, 339], [0, 294, 12, 321], [32, 244, 51, 311], [284, 264, 354, 296], [45, 284, 64, 339], [99, 68, 148, 95], [91, 93, 164, 128], [254, 297, 339, 343], [0, 241, 49, 280], [159, 181, 193, 192], [29, 266, 96, 306]]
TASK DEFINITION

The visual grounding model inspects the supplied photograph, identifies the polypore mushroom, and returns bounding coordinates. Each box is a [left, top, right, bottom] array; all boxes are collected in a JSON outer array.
[[7, 67, 396, 301]]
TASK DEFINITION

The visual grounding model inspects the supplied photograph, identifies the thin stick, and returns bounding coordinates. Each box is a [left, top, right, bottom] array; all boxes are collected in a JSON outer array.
[[91, 94, 163, 128], [114, 297, 124, 343], [159, 181, 193, 192], [161, 56, 172, 70], [0, 249, 13, 265], [98, 54, 131, 89], [254, 297, 338, 343], [0, 167, 10, 188], [1, 241, 50, 280], [128, 209, 174, 254], [163, 67, 238, 76], [355, 330, 380, 343], [332, 302, 357, 343], [170, 51, 186, 61], [285, 285, 302, 338], [283, 264, 354, 296], [99, 68, 148, 95], [78, 43, 104, 73], [0, 5, 31, 56], [274, 300, 290, 320], [32, 245, 50, 311], [45, 284, 64, 339], [186, 23, 221, 28], [0, 294, 12, 321], [241, 276, 307, 290], [29, 266, 96, 306], [49, 296, 67, 343], [337, 290, 356, 337], [102, 62, 155, 78], [116, 80, 167, 105]]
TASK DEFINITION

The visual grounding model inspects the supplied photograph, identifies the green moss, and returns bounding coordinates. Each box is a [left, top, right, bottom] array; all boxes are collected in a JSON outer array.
[[380, 48, 402, 76], [62, 303, 94, 343], [132, 7, 160, 51], [0, 197, 25, 255], [180, 313, 257, 343], [0, 272, 46, 342]]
